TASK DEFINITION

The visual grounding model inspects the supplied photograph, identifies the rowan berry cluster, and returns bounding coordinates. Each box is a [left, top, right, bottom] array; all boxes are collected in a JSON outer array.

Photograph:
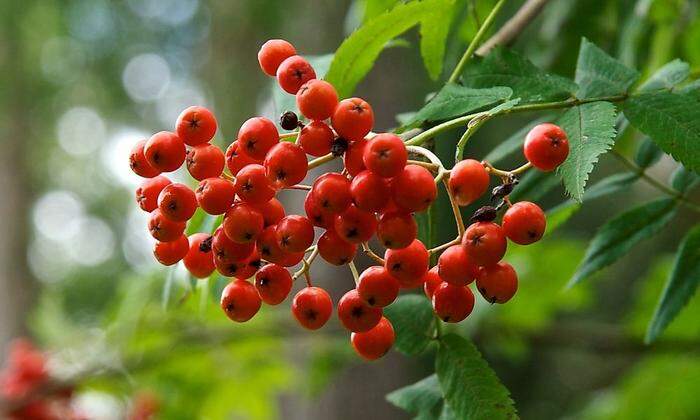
[[129, 39, 569, 361]]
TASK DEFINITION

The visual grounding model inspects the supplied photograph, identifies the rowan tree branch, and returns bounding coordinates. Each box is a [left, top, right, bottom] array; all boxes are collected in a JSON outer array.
[[476, 0, 550, 56]]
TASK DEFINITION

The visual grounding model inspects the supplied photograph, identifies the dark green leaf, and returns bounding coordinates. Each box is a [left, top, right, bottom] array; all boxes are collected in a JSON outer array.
[[384, 294, 435, 355], [634, 137, 664, 168], [411, 84, 512, 124], [670, 165, 699, 193], [638, 59, 690, 92], [575, 38, 639, 98], [509, 170, 559, 202], [483, 116, 553, 164], [386, 374, 442, 417]]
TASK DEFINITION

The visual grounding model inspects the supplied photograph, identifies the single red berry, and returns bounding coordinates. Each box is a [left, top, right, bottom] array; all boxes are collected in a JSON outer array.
[[296, 79, 339, 121], [136, 175, 171, 212], [462, 222, 507, 267], [157, 183, 198, 221], [129, 139, 161, 178], [148, 209, 186, 242], [350, 170, 390, 212], [351, 316, 394, 360], [311, 173, 352, 214], [384, 239, 429, 288], [357, 266, 399, 308], [183, 233, 216, 278], [299, 121, 334, 157], [423, 267, 442, 299], [153, 235, 189, 266], [344, 137, 368, 176], [292, 286, 333, 330], [223, 202, 264, 243], [234, 164, 276, 204], [363, 134, 407, 178], [212, 227, 255, 262], [258, 39, 296, 76], [225, 141, 259, 175], [432, 282, 475, 323], [221, 280, 262, 322], [449, 159, 490, 206], [524, 123, 569, 171], [275, 215, 314, 253], [304, 191, 333, 228], [237, 117, 280, 161], [255, 197, 286, 226], [376, 212, 417, 250], [264, 142, 308, 188], [176, 106, 217, 146], [144, 131, 186, 173], [334, 204, 377, 244], [437, 245, 479, 286], [195, 178, 236, 215], [338, 289, 383, 332], [255, 263, 293, 305], [392, 164, 437, 213], [215, 249, 261, 279], [256, 225, 299, 265], [502, 201, 546, 245], [477, 262, 518, 304], [317, 230, 357, 265], [186, 143, 225, 181], [276, 55, 316, 94], [331, 98, 374, 142]]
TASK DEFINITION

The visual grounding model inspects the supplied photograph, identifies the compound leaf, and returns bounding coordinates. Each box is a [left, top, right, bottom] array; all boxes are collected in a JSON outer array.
[[575, 37, 639, 98], [384, 294, 434, 355]]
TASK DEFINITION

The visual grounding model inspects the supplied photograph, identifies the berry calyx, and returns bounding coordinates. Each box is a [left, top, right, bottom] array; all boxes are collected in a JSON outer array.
[[363, 133, 407, 178], [331, 98, 374, 142], [291, 286, 333, 330], [437, 245, 479, 286], [334, 204, 378, 244], [148, 209, 186, 242], [523, 123, 569, 171], [183, 233, 216, 278], [215, 249, 261, 279], [144, 131, 186, 173], [299, 121, 334, 157], [263, 142, 308, 188], [258, 39, 296, 76], [129, 139, 161, 178], [317, 230, 357, 266], [212, 227, 255, 263], [153, 235, 189, 266], [384, 239, 429, 288], [502, 201, 546, 245], [304, 191, 333, 228], [225, 141, 258, 176], [157, 183, 198, 222], [296, 79, 339, 121], [432, 282, 475, 323], [338, 289, 383, 332], [462, 222, 507, 267], [357, 266, 400, 308], [376, 212, 417, 250], [311, 173, 352, 214], [275, 215, 315, 253], [449, 159, 490, 206], [276, 55, 316, 94], [223, 202, 264, 243], [237, 117, 279, 161], [350, 316, 395, 360], [255, 264, 293, 305], [176, 106, 217, 146], [221, 280, 262, 322], [136, 175, 171, 212], [392, 164, 438, 213], [234, 164, 276, 205], [477, 262, 518, 304], [186, 143, 225, 181]]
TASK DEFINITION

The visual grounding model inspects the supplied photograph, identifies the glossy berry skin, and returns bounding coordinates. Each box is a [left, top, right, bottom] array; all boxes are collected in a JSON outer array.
[[304, 191, 333, 228], [357, 266, 400, 308], [437, 245, 479, 286], [350, 170, 390, 212], [176, 106, 217, 146], [334, 204, 377, 244], [502, 201, 546, 245], [423, 267, 442, 299], [363, 134, 407, 178], [212, 227, 255, 263], [317, 230, 357, 266], [158, 183, 197, 222], [296, 79, 339, 121], [258, 39, 296, 76], [392, 165, 438, 213], [183, 233, 216, 278], [462, 222, 507, 267], [215, 249, 261, 279], [148, 209, 186, 242], [275, 215, 314, 253], [338, 289, 383, 332], [255, 197, 286, 227], [144, 131, 186, 173], [332, 98, 374, 142], [264, 142, 308, 188], [432, 282, 475, 323], [256, 225, 297, 266], [477, 262, 518, 304], [377, 212, 417, 250], [299, 121, 334, 157], [344, 138, 368, 176], [223, 202, 264, 243], [524, 123, 569, 171], [130, 139, 160, 178], [153, 235, 189, 266], [385, 239, 429, 288], [195, 178, 235, 215], [237, 117, 279, 161], [351, 316, 394, 360], [311, 173, 352, 214], [276, 55, 316, 94], [292, 286, 333, 330], [449, 159, 490, 206], [274, 249, 305, 268], [186, 143, 225, 181], [234, 164, 276, 205], [221, 280, 262, 322], [136, 175, 171, 212], [255, 263, 293, 305], [225, 141, 259, 175]]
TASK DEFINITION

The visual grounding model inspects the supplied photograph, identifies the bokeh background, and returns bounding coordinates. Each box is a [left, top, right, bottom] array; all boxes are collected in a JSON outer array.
[[1, 0, 699, 419]]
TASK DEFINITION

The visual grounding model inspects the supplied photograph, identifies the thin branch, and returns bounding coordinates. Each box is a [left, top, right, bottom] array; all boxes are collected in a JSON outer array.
[[476, 0, 551, 56], [361, 242, 385, 265]]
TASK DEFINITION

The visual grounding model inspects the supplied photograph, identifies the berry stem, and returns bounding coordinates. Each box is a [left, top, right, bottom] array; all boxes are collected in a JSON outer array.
[[442, 176, 466, 237], [406, 145, 448, 183], [220, 171, 235, 181], [429, 237, 461, 255], [361, 242, 385, 265], [483, 161, 532, 179], [348, 260, 361, 286], [287, 184, 312, 191], [293, 245, 319, 281], [307, 153, 337, 169], [279, 132, 298, 140]]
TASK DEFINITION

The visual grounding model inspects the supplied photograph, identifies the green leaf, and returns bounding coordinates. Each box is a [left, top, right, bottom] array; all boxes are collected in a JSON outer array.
[[436, 334, 516, 420], [508, 171, 560, 203], [386, 374, 442, 418], [575, 37, 640, 98], [420, 0, 457, 80], [569, 198, 678, 287], [411, 84, 512, 124], [384, 294, 434, 355], [670, 165, 700, 193], [557, 101, 619, 201], [624, 91, 700, 172], [461, 47, 577, 103], [363, 0, 400, 22], [638, 59, 690, 92], [646, 225, 700, 343], [634, 136, 664, 168]]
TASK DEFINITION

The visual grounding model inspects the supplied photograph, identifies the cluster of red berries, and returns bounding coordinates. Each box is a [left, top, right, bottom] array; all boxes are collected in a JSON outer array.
[[129, 38, 569, 361]]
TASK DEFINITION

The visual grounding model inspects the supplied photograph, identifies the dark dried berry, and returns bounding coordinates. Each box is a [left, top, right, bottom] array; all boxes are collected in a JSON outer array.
[[470, 206, 498, 223], [491, 179, 518, 201], [331, 137, 349, 156], [280, 111, 299, 130]]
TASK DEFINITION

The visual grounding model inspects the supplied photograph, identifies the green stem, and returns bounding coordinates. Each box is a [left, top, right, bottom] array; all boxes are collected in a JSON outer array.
[[433, 312, 444, 339]]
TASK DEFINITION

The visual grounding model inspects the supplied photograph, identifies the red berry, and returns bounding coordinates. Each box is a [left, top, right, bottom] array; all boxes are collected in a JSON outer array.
[[477, 262, 518, 304], [311, 173, 352, 214], [331, 98, 374, 142], [129, 139, 160, 178], [524, 123, 569, 171], [275, 249, 305, 268], [258, 39, 296, 76], [462, 222, 507, 267], [136, 175, 171, 212], [255, 263, 293, 305], [377, 212, 417, 250], [223, 202, 264, 243], [264, 142, 308, 188], [344, 137, 368, 176], [225, 141, 259, 175], [384, 239, 429, 288], [317, 230, 357, 265], [257, 225, 300, 265], [502, 201, 546, 245], [334, 204, 377, 244], [422, 267, 442, 299], [432, 282, 474, 323], [255, 197, 286, 226], [148, 209, 186, 242], [304, 191, 333, 228], [153, 235, 188, 266], [276, 215, 314, 253], [144, 131, 186, 173], [437, 245, 479, 286], [176, 106, 217, 146], [158, 183, 198, 221], [449, 159, 489, 206], [221, 280, 261, 322], [212, 227, 255, 262], [215, 249, 261, 279], [357, 266, 399, 308], [234, 164, 276, 204], [195, 178, 236, 215], [299, 121, 333, 157], [292, 286, 333, 330], [186, 143, 225, 181], [363, 133, 407, 178], [183, 233, 216, 278], [350, 170, 390, 213], [351, 316, 394, 360], [237, 117, 279, 161], [338, 289, 383, 332], [276, 55, 316, 94], [392, 164, 437, 213], [296, 79, 339, 121]]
